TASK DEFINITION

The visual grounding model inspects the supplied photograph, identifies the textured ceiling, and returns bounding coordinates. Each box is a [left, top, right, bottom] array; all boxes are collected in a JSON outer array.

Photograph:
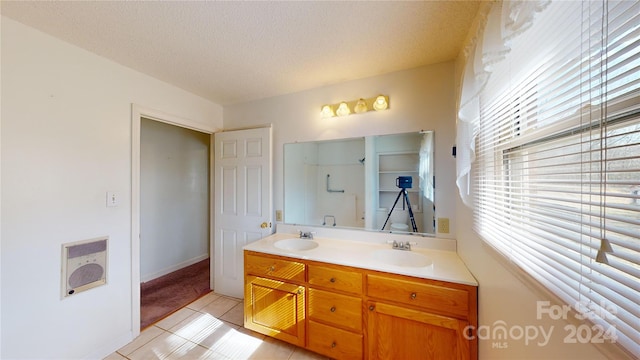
[[1, 1, 480, 105]]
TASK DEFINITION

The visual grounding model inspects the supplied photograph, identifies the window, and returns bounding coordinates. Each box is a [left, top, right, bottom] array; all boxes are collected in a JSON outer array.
[[470, 0, 640, 356]]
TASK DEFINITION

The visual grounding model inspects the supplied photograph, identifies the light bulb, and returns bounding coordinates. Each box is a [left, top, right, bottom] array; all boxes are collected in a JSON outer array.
[[354, 98, 368, 113], [336, 102, 351, 116], [373, 95, 388, 111], [321, 105, 335, 118]]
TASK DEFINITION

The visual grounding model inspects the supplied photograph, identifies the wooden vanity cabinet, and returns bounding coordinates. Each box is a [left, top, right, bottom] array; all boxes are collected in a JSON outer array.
[[366, 272, 478, 360], [244, 251, 478, 360], [306, 263, 364, 360], [244, 253, 306, 346]]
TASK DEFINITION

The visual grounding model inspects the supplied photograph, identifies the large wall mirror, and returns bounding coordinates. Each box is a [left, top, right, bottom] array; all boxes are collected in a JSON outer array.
[[284, 131, 435, 236]]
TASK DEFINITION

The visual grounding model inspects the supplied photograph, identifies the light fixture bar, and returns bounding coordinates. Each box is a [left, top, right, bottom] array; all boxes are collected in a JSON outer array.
[[321, 95, 389, 118]]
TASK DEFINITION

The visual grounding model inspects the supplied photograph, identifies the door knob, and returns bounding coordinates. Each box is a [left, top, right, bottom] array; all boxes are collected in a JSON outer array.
[[260, 222, 270, 229]]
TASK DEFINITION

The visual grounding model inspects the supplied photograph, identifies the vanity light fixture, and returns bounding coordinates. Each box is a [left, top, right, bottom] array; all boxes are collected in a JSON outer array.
[[336, 102, 351, 117], [321, 105, 335, 119], [354, 98, 368, 114], [320, 95, 389, 118], [373, 95, 388, 111]]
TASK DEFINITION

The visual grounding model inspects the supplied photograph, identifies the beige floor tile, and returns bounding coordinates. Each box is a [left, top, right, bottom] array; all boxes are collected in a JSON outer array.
[[103, 351, 128, 360], [247, 336, 295, 360], [117, 325, 165, 356], [165, 340, 215, 359], [235, 325, 266, 340], [168, 311, 237, 346], [218, 301, 244, 326], [155, 307, 198, 330], [188, 319, 240, 350], [185, 292, 220, 311], [219, 294, 243, 302], [207, 326, 266, 359], [289, 347, 330, 360], [200, 296, 240, 318], [128, 331, 189, 360], [208, 352, 233, 360]]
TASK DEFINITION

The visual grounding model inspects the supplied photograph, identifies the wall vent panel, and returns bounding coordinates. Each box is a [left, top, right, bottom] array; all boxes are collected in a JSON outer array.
[[61, 237, 108, 298]]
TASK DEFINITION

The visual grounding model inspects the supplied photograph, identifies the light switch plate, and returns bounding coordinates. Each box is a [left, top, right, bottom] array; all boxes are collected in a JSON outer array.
[[106, 192, 118, 207], [275, 210, 283, 222]]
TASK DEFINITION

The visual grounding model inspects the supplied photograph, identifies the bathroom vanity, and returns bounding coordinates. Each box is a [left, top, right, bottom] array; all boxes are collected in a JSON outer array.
[[243, 225, 478, 360]]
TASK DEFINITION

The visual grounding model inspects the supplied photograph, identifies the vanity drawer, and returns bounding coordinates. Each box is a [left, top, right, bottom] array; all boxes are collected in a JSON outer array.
[[308, 263, 362, 294], [307, 320, 363, 360], [245, 252, 305, 282], [308, 288, 362, 332], [366, 274, 469, 319]]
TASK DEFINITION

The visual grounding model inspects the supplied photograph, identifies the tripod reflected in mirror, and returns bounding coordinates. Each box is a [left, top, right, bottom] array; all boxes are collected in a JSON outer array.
[[381, 176, 418, 232]]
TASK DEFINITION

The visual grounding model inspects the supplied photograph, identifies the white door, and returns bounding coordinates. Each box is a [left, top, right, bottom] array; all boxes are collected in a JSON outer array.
[[214, 127, 272, 298]]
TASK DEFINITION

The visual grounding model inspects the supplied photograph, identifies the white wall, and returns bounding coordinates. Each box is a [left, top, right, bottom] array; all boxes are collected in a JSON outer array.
[[0, 17, 222, 359], [224, 62, 458, 239], [140, 119, 210, 282]]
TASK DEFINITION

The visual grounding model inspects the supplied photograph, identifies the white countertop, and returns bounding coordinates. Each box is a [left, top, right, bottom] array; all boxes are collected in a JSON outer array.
[[244, 226, 478, 287]]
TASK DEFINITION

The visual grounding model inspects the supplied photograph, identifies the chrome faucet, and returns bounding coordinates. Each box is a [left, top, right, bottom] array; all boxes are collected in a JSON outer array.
[[299, 231, 314, 239], [323, 215, 336, 227], [388, 240, 417, 251]]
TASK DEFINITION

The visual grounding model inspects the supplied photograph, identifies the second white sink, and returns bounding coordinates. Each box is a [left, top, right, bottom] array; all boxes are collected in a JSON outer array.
[[274, 238, 319, 251], [371, 249, 433, 268]]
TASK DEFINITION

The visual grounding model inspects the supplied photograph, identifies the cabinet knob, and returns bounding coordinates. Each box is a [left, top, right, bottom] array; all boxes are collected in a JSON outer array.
[[331, 342, 337, 348], [369, 305, 375, 311], [330, 306, 336, 312], [297, 289, 303, 295], [269, 265, 275, 272], [330, 277, 336, 283], [410, 292, 417, 300]]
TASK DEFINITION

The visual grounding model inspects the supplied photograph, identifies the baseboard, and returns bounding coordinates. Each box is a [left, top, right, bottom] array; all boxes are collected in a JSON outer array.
[[141, 254, 209, 283], [85, 330, 133, 360]]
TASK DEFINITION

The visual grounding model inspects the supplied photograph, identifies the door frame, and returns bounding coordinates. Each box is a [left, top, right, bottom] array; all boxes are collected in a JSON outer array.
[[131, 104, 219, 337]]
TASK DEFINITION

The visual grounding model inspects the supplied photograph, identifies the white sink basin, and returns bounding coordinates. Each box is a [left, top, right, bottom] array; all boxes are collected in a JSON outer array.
[[371, 249, 433, 268], [274, 238, 319, 251]]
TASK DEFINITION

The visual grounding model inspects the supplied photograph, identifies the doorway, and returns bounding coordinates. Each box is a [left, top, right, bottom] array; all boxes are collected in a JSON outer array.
[[139, 118, 210, 327], [131, 105, 217, 337], [140, 118, 209, 282]]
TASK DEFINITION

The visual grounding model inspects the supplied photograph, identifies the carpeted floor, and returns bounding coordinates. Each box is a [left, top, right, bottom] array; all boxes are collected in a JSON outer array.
[[140, 258, 211, 329]]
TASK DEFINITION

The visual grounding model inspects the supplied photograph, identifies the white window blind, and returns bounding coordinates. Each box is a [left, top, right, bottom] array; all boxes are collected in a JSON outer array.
[[473, 0, 640, 357]]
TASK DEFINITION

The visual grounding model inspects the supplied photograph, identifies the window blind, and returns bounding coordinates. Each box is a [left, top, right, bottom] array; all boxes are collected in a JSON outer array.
[[473, 0, 640, 356]]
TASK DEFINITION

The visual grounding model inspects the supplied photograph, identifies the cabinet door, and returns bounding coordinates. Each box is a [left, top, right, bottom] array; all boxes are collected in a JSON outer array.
[[367, 301, 470, 360], [244, 276, 305, 346]]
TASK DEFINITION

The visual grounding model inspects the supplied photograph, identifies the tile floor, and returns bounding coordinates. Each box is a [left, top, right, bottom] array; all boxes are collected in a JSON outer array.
[[105, 292, 328, 360]]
